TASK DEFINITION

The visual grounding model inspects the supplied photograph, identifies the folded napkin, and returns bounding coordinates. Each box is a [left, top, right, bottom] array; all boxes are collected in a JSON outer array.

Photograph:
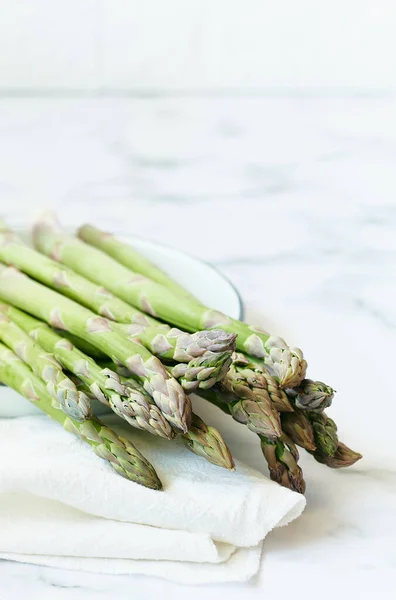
[[0, 404, 305, 584]]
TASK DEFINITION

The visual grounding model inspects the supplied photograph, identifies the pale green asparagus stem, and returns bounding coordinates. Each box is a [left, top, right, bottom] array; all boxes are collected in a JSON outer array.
[[33, 218, 307, 388], [0, 226, 236, 364], [0, 268, 191, 433], [0, 226, 157, 326], [0, 312, 92, 421], [54, 330, 108, 361], [78, 224, 200, 304], [0, 342, 162, 489], [0, 304, 174, 439]]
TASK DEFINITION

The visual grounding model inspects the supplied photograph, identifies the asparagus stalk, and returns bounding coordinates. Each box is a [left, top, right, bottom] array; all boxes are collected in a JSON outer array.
[[0, 266, 191, 433], [286, 379, 335, 412], [0, 227, 236, 364], [181, 412, 235, 470], [282, 404, 361, 471], [197, 393, 304, 493], [195, 353, 286, 439], [116, 322, 237, 363], [54, 330, 108, 361], [259, 434, 306, 494], [0, 226, 157, 326], [313, 442, 362, 468], [0, 304, 174, 440], [226, 353, 293, 413], [280, 409, 316, 452], [308, 411, 339, 458], [74, 367, 235, 470], [0, 312, 92, 421], [170, 350, 234, 391], [33, 218, 307, 388], [78, 223, 200, 304], [196, 382, 282, 440], [0, 342, 162, 489]]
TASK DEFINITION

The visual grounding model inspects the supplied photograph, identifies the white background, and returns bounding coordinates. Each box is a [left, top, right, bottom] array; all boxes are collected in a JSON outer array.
[[0, 0, 395, 91]]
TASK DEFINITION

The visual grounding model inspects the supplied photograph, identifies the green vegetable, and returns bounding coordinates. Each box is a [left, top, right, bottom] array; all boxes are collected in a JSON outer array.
[[0, 303, 174, 440], [0, 310, 91, 421], [33, 218, 307, 388], [0, 341, 162, 490], [0, 265, 191, 433]]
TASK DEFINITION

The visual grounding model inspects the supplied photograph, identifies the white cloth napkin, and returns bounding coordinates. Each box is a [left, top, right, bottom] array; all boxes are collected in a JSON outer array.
[[0, 409, 305, 584]]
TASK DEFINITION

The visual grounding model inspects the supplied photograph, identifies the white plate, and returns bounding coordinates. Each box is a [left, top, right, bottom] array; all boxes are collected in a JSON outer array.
[[0, 230, 243, 418]]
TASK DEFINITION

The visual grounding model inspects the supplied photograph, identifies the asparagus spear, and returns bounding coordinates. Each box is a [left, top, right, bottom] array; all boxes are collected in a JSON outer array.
[[308, 411, 339, 458], [226, 353, 293, 413], [286, 379, 335, 412], [259, 434, 306, 494], [0, 265, 191, 433], [99, 349, 233, 394], [72, 367, 234, 470], [313, 441, 362, 468], [181, 412, 235, 470], [280, 409, 316, 452], [0, 342, 162, 489], [78, 223, 200, 304], [195, 352, 285, 439], [196, 382, 282, 440], [0, 227, 236, 364], [33, 218, 307, 388], [54, 330, 108, 361], [281, 404, 361, 471], [0, 304, 174, 440], [198, 393, 304, 493], [0, 226, 156, 326], [0, 311, 92, 421], [116, 322, 237, 363], [170, 350, 234, 391]]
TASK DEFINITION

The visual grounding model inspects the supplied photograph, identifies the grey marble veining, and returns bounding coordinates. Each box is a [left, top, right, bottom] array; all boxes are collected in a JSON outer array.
[[0, 95, 394, 600]]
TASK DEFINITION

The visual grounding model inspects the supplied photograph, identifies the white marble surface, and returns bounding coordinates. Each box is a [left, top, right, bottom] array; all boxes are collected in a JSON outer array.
[[0, 95, 395, 599]]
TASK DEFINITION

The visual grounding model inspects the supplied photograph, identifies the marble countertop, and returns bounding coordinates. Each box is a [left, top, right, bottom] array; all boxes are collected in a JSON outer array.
[[0, 95, 394, 599]]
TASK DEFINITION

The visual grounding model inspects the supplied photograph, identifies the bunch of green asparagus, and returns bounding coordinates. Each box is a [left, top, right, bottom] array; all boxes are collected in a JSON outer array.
[[0, 216, 361, 493]]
